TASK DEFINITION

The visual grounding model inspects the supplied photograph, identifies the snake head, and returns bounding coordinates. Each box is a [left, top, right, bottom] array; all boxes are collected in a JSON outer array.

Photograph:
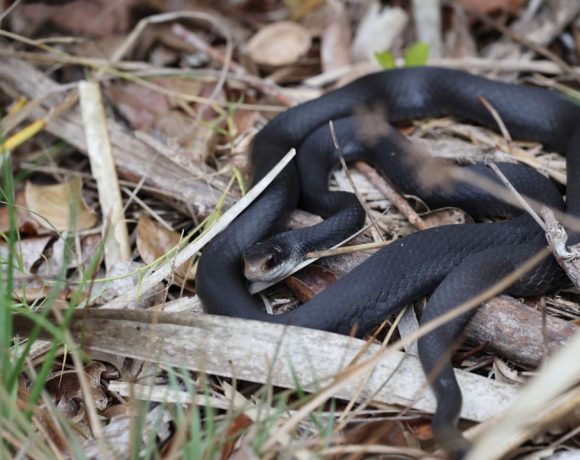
[[242, 242, 295, 283]]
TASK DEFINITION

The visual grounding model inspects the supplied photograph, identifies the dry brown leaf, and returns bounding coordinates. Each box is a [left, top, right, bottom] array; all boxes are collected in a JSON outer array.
[[407, 419, 435, 441], [136, 216, 195, 283], [285, 264, 337, 303], [107, 82, 171, 131], [220, 414, 254, 460], [0, 191, 41, 236], [25, 177, 97, 232], [246, 21, 311, 67], [45, 362, 109, 416]]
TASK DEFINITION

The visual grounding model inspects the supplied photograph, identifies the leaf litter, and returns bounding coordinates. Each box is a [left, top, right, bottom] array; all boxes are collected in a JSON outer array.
[[1, 1, 579, 459]]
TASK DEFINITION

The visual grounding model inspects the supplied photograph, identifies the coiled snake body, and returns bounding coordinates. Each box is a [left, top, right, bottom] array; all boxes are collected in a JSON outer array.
[[195, 67, 580, 456]]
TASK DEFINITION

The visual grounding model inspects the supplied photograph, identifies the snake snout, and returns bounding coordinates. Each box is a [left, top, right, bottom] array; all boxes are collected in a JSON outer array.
[[242, 242, 295, 283]]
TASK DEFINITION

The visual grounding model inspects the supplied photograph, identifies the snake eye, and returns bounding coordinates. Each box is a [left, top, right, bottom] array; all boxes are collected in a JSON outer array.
[[264, 245, 285, 269], [265, 253, 278, 269]]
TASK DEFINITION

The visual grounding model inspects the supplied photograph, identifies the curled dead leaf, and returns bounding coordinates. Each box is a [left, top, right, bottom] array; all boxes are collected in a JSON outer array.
[[285, 265, 337, 303], [45, 362, 109, 416], [136, 216, 195, 284], [25, 177, 97, 232], [246, 21, 311, 67]]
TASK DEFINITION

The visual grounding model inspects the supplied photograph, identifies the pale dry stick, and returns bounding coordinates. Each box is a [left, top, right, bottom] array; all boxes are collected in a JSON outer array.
[[468, 333, 580, 460], [306, 240, 390, 258], [519, 0, 544, 24], [488, 162, 546, 229], [79, 81, 131, 268], [108, 382, 232, 410], [547, 422, 580, 451], [320, 444, 426, 458], [0, 0, 22, 24], [477, 96, 513, 148], [261, 248, 550, 452], [412, 0, 442, 58], [354, 161, 428, 230], [0, 48, 149, 71], [98, 148, 296, 310], [530, 73, 580, 102], [122, 188, 173, 232]]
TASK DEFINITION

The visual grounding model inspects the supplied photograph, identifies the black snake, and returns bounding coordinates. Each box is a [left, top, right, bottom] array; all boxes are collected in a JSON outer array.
[[195, 67, 580, 456]]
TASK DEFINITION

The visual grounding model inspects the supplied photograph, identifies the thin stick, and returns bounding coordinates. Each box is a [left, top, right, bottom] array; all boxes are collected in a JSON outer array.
[[354, 161, 428, 230], [306, 240, 389, 258], [329, 121, 384, 239], [488, 162, 545, 230]]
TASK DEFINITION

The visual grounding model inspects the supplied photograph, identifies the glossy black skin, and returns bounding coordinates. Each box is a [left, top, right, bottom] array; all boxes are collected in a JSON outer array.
[[195, 67, 580, 457]]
